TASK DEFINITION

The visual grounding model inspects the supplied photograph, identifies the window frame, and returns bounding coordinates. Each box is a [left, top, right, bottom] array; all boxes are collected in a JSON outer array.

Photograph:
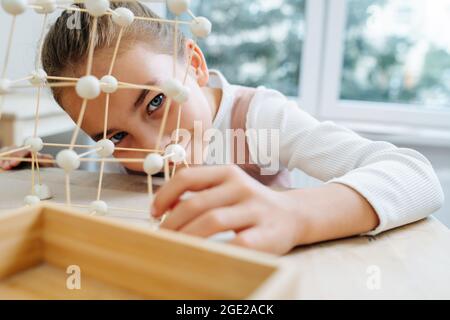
[[299, 0, 450, 138]]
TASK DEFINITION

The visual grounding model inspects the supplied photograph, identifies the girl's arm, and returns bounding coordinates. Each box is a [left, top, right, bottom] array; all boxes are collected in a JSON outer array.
[[246, 88, 444, 236], [152, 89, 444, 254], [152, 165, 380, 254]]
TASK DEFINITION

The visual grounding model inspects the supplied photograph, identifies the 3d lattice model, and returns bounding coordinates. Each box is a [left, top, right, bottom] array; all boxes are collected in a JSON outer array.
[[0, 0, 211, 216]]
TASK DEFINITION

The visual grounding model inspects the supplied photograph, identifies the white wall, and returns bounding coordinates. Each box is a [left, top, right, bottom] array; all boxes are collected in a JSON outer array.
[[0, 10, 49, 79]]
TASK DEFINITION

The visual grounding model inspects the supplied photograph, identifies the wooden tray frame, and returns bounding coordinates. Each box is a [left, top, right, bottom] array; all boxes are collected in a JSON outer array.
[[0, 204, 297, 299]]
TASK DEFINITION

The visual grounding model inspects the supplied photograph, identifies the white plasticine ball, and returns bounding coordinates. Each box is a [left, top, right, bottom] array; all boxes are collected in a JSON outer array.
[[164, 144, 186, 163], [167, 0, 190, 16], [100, 75, 118, 93], [112, 7, 135, 27], [24, 137, 44, 152], [24, 195, 40, 206], [34, 0, 57, 14], [29, 69, 48, 86], [96, 139, 115, 157], [161, 79, 190, 104], [76, 75, 101, 100], [1, 0, 27, 15], [173, 85, 190, 104], [190, 17, 212, 38], [85, 0, 109, 17], [90, 200, 108, 216], [143, 153, 164, 175], [34, 183, 52, 200], [0, 79, 11, 95], [56, 149, 80, 172]]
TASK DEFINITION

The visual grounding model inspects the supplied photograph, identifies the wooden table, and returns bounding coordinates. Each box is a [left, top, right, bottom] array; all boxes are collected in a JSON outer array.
[[1, 168, 449, 299]]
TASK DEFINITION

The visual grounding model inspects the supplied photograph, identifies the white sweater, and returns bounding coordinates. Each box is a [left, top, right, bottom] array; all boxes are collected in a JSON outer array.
[[208, 70, 444, 236]]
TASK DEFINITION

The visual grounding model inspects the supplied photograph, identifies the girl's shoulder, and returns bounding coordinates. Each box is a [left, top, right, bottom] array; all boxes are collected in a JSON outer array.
[[230, 84, 297, 132]]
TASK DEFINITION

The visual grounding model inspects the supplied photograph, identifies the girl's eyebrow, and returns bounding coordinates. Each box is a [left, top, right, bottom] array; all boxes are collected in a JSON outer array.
[[134, 89, 150, 107], [134, 79, 160, 107]]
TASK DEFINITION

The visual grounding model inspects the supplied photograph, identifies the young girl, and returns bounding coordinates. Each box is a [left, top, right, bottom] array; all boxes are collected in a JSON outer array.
[[0, 2, 444, 254]]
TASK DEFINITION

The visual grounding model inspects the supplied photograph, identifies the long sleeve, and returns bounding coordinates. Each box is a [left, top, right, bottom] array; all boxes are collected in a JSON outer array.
[[246, 87, 445, 235]]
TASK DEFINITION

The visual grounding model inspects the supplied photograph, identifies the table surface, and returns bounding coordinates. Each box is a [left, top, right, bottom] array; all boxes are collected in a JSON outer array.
[[1, 168, 449, 299]]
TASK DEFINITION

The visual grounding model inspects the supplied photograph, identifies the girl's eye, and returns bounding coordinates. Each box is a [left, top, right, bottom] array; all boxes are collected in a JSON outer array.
[[110, 131, 128, 144], [147, 93, 165, 115]]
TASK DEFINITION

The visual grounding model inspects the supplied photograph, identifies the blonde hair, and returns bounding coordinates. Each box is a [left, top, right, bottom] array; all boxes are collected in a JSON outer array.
[[42, 1, 186, 103]]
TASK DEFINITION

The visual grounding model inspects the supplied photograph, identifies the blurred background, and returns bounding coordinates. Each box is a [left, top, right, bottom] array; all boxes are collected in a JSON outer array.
[[1, 0, 449, 226]]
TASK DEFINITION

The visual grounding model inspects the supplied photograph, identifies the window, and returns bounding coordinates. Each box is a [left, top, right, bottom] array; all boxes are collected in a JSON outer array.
[[169, 0, 450, 133], [189, 0, 306, 97], [341, 0, 450, 110], [315, 0, 450, 130]]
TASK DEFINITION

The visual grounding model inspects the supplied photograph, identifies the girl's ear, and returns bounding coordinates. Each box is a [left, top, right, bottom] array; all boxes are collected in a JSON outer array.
[[186, 39, 209, 86]]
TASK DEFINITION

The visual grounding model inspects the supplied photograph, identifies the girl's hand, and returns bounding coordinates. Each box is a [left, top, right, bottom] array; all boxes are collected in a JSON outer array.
[[0, 146, 54, 171], [152, 165, 304, 255]]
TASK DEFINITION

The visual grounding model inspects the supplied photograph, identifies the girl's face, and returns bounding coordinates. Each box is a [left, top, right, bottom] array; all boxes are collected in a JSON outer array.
[[60, 42, 221, 172]]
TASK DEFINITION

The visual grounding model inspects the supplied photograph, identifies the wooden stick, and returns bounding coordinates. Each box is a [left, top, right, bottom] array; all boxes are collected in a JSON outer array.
[[171, 163, 177, 177], [96, 160, 105, 201], [0, 157, 55, 164], [27, 4, 43, 10], [115, 147, 163, 153], [35, 152, 42, 186], [173, 17, 179, 78], [164, 158, 170, 181], [187, 9, 198, 21], [78, 148, 101, 158], [147, 174, 153, 200], [58, 6, 89, 14], [46, 82, 76, 88], [11, 81, 74, 89], [0, 96, 4, 121], [155, 98, 172, 151], [31, 153, 36, 195], [65, 173, 71, 206], [43, 142, 97, 149], [86, 16, 98, 76], [108, 206, 149, 214], [175, 37, 197, 144], [1, 16, 16, 78], [108, 27, 124, 75], [0, 145, 30, 157], [69, 99, 88, 148], [174, 103, 183, 143], [134, 16, 191, 25], [46, 76, 78, 82], [183, 158, 190, 169], [11, 76, 33, 84], [79, 157, 144, 163], [118, 82, 160, 91], [103, 95, 110, 140], [33, 86, 42, 137]]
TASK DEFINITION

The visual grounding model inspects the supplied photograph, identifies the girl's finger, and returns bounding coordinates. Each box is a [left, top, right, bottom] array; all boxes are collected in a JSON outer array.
[[229, 227, 268, 252], [179, 205, 258, 238], [0, 160, 10, 169], [153, 166, 236, 217], [160, 182, 241, 230]]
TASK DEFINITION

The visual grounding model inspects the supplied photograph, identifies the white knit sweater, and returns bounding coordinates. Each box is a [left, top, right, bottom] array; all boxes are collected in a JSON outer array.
[[208, 70, 445, 236]]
